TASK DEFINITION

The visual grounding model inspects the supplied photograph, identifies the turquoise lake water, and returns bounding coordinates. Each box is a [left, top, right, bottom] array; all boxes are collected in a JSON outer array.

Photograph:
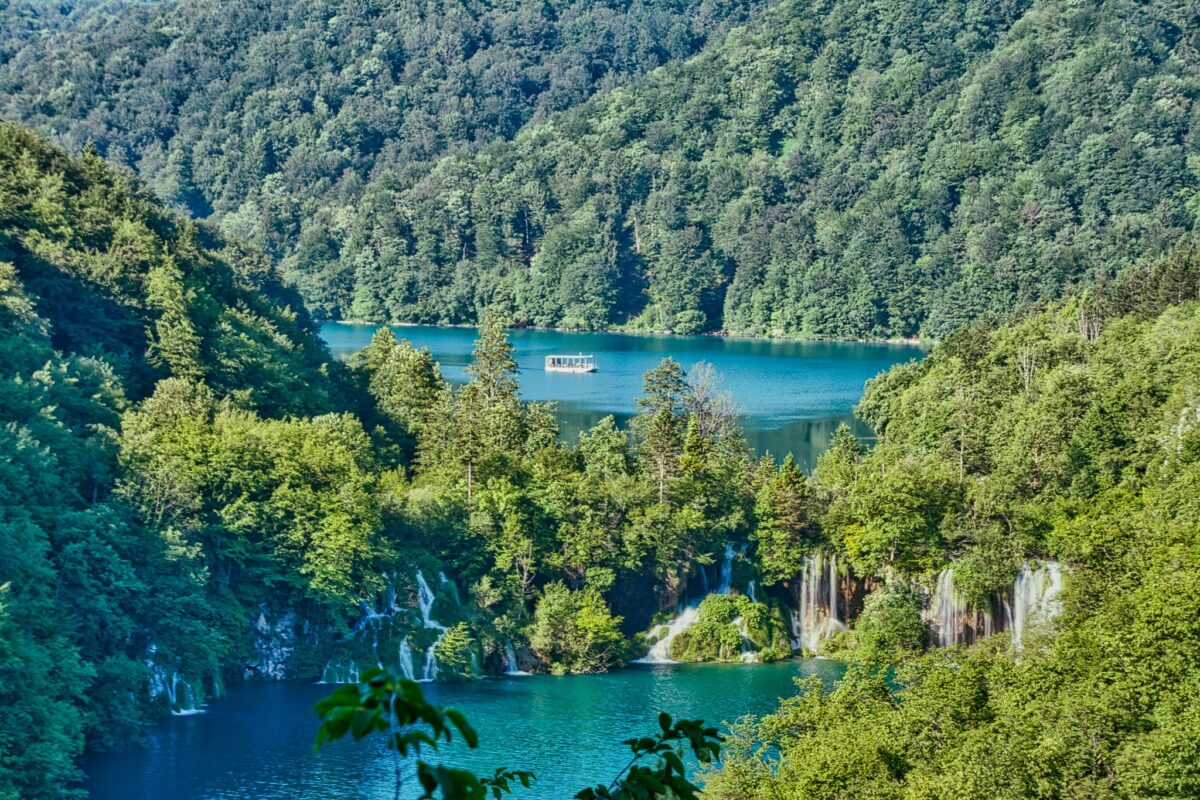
[[84, 660, 846, 799], [82, 326, 893, 797], [322, 324, 923, 468]]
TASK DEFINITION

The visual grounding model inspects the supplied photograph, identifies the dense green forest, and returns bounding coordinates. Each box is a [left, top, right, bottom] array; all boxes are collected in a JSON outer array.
[[0, 121, 359, 798], [4, 0, 1198, 337], [0, 0, 770, 314], [705, 252, 1200, 797], [4, 119, 1200, 798], [0, 124, 776, 798]]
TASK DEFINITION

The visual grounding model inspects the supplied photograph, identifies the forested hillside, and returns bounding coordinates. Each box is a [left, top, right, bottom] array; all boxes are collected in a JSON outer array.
[[5, 0, 1196, 337], [5, 122, 1200, 799], [706, 247, 1200, 797], [0, 126, 773, 797], [0, 122, 360, 797], [0, 0, 770, 314], [331, 0, 1198, 337]]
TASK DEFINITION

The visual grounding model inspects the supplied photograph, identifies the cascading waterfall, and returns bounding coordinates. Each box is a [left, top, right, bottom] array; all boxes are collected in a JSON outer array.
[[398, 636, 416, 681], [320, 659, 361, 684], [746, 580, 757, 603], [1008, 562, 1064, 648], [926, 561, 1065, 648], [716, 541, 734, 593], [927, 567, 974, 647], [415, 570, 450, 681], [636, 542, 737, 664], [638, 605, 702, 663], [320, 570, 458, 684], [147, 645, 202, 714], [503, 641, 530, 676], [790, 551, 846, 654]]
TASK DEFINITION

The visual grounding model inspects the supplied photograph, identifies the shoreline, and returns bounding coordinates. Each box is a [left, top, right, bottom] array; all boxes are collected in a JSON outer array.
[[328, 319, 931, 348]]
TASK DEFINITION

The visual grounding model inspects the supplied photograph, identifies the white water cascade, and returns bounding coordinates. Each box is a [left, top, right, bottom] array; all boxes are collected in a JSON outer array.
[[1008, 562, 1064, 648], [398, 636, 416, 681], [320, 659, 361, 685], [789, 551, 846, 654], [637, 542, 737, 664], [926, 567, 979, 647], [926, 561, 1065, 648], [147, 645, 203, 714], [503, 641, 530, 676], [415, 570, 450, 682]]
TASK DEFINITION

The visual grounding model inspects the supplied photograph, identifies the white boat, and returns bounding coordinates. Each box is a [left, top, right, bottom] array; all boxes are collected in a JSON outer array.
[[545, 354, 597, 373]]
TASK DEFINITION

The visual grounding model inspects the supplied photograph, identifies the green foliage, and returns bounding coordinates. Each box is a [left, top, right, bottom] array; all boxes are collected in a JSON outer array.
[[712, 292, 1200, 798], [530, 583, 625, 674], [11, 0, 1190, 336], [668, 594, 788, 663], [575, 713, 723, 800], [434, 624, 479, 682], [850, 585, 926, 658], [670, 620, 746, 663], [314, 667, 534, 800], [750, 455, 816, 585], [0, 0, 768, 320]]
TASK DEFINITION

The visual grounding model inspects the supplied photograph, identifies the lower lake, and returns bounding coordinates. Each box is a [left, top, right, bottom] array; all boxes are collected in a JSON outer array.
[[84, 659, 846, 799], [321, 324, 923, 468]]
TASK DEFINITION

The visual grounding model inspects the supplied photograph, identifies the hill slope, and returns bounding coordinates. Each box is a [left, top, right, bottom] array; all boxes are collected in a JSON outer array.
[[322, 0, 1199, 337], [0, 122, 359, 797], [5, 0, 1198, 337], [0, 0, 772, 312]]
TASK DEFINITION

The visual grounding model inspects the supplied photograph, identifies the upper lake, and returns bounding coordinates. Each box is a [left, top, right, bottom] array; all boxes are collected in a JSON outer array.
[[322, 324, 925, 468]]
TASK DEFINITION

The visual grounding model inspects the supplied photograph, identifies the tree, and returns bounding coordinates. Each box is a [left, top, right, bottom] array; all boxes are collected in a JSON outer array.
[[634, 358, 689, 503], [530, 583, 625, 674], [751, 455, 817, 585]]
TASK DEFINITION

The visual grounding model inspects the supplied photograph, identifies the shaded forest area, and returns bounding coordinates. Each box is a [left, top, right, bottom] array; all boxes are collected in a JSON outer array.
[[3, 0, 1198, 338]]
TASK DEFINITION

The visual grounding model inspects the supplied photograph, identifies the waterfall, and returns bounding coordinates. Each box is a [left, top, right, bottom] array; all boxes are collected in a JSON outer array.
[[927, 567, 969, 647], [147, 646, 202, 714], [398, 637, 415, 681], [716, 541, 735, 594], [790, 551, 846, 654], [171, 675, 202, 715], [746, 579, 757, 603], [926, 561, 1065, 648], [320, 658, 361, 684], [637, 605, 702, 663], [503, 641, 529, 676], [332, 571, 454, 682], [636, 542, 737, 664], [1009, 562, 1064, 648], [415, 570, 450, 682]]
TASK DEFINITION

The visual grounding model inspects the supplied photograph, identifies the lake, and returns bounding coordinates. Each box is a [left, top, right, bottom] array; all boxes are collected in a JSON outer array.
[[84, 660, 846, 799], [322, 324, 924, 468]]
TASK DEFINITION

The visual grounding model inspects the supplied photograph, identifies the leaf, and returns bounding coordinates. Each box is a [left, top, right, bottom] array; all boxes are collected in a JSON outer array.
[[446, 707, 480, 748]]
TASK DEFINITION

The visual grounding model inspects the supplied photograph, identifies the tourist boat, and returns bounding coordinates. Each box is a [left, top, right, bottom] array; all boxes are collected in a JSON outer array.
[[544, 353, 597, 373]]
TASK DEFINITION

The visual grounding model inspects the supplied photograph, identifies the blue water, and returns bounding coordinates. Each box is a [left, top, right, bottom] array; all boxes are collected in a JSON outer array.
[[322, 324, 923, 468], [83, 660, 846, 799]]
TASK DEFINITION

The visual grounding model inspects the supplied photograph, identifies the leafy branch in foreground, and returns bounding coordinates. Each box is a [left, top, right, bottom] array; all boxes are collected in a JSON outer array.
[[315, 671, 722, 800], [575, 712, 723, 800], [314, 667, 534, 800]]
